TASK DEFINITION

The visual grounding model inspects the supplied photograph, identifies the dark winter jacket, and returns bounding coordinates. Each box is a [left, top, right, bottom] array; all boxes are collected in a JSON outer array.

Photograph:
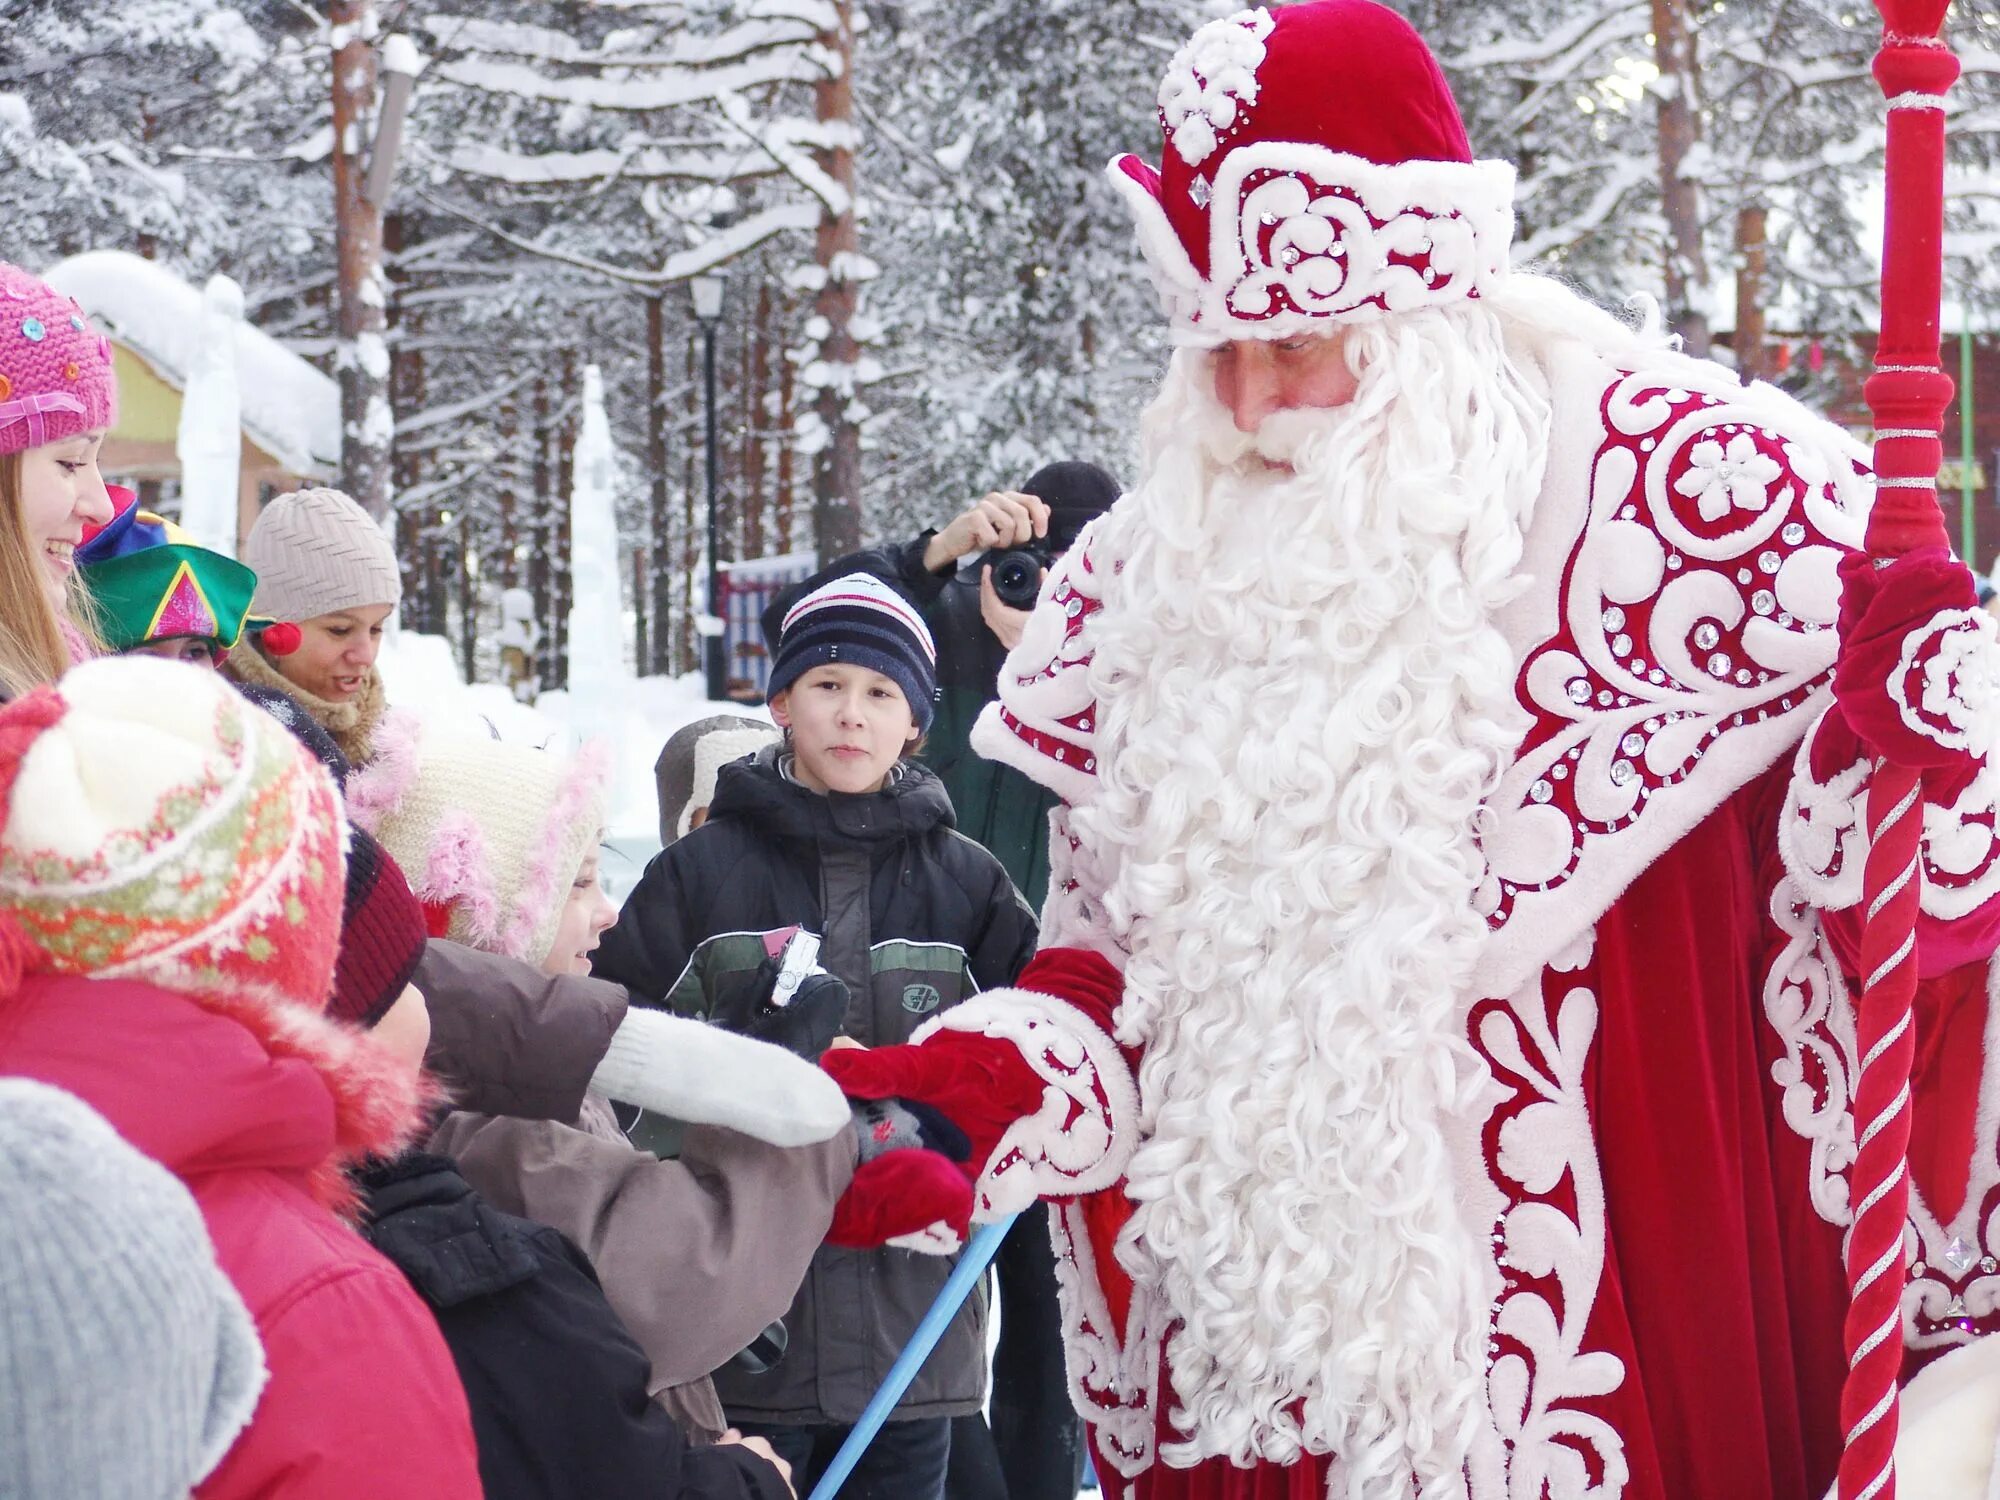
[[762, 533, 1063, 909], [358, 1151, 791, 1500], [592, 745, 1038, 1424], [429, 1100, 857, 1439]]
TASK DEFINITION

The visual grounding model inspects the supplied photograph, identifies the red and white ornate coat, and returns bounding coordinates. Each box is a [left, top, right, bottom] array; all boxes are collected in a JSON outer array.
[[919, 342, 2000, 1500]]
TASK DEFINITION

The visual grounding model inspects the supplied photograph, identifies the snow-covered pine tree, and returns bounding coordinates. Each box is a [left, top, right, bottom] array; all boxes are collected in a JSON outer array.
[[856, 0, 1206, 538]]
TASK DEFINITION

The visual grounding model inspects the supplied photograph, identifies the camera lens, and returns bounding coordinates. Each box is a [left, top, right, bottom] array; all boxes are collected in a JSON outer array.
[[990, 551, 1045, 611]]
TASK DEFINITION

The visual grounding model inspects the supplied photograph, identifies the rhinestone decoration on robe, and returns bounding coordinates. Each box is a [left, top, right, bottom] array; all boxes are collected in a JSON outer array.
[[1478, 370, 1868, 931]]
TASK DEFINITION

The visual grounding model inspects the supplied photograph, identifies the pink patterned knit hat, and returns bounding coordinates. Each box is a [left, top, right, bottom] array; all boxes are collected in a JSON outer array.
[[0, 265, 118, 456]]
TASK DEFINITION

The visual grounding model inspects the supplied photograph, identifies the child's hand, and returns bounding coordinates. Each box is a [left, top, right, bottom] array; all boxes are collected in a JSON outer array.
[[825, 1097, 976, 1253], [740, 966, 849, 1059]]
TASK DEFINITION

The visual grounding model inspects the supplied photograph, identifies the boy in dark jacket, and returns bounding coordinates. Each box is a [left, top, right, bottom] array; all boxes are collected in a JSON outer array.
[[342, 835, 796, 1500], [760, 466, 1118, 1500], [595, 572, 1039, 1500]]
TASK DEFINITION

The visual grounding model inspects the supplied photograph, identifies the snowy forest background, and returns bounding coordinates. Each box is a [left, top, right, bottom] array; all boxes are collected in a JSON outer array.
[[10, 0, 2000, 688]]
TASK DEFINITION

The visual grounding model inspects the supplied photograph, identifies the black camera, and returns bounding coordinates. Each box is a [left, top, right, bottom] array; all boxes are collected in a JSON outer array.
[[984, 543, 1054, 611]]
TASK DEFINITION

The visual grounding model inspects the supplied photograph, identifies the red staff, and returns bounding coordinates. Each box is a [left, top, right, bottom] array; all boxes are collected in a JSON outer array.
[[1842, 4, 1957, 1497]]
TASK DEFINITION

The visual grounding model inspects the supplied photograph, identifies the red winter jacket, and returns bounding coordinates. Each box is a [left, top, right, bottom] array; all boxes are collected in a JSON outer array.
[[0, 973, 482, 1500]]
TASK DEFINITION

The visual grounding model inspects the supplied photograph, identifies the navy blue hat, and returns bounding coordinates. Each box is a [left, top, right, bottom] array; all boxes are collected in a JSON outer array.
[[767, 572, 939, 731]]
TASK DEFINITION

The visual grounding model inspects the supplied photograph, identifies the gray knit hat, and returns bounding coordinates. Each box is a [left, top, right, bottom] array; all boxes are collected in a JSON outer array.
[[243, 487, 403, 624], [0, 1078, 267, 1498]]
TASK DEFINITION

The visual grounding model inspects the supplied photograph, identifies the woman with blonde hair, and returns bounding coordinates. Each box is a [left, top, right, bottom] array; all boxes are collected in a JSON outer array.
[[0, 262, 118, 697]]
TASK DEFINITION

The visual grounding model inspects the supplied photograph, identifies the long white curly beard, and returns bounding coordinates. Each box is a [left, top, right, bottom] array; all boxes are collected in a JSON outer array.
[[1072, 299, 1556, 1498]]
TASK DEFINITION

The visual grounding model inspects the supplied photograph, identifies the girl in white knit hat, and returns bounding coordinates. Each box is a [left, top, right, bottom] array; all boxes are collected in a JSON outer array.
[[227, 485, 404, 764], [358, 718, 971, 1452]]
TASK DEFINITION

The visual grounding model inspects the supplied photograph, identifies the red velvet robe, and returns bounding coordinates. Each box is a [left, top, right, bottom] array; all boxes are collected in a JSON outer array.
[[935, 342, 2000, 1499]]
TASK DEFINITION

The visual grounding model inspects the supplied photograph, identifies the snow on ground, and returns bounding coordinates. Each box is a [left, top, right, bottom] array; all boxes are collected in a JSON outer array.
[[375, 628, 770, 900]]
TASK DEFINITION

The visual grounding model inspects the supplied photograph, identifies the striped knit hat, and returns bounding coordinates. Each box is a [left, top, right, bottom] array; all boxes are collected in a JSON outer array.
[[351, 715, 609, 967], [768, 572, 939, 730], [242, 487, 402, 626], [0, 655, 347, 1014], [0, 263, 118, 455]]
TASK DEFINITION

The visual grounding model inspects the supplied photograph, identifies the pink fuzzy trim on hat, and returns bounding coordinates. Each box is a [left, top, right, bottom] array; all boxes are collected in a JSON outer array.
[[418, 809, 503, 952], [496, 738, 611, 964], [344, 708, 423, 833]]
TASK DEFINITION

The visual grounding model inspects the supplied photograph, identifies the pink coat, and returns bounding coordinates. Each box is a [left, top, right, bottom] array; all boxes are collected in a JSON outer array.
[[0, 973, 481, 1499]]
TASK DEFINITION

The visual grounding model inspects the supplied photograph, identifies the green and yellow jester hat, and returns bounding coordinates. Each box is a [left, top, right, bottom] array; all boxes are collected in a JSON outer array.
[[77, 496, 256, 658]]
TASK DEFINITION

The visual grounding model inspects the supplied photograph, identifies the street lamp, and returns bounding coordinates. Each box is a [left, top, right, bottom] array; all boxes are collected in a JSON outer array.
[[365, 35, 426, 208], [690, 271, 727, 701]]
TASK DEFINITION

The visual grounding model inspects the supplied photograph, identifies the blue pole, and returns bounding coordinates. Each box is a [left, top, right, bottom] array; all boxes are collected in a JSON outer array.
[[805, 1215, 1018, 1500]]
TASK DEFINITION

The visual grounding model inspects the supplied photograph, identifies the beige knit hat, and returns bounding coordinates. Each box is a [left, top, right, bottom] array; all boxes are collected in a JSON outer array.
[[243, 487, 403, 624], [349, 716, 609, 967]]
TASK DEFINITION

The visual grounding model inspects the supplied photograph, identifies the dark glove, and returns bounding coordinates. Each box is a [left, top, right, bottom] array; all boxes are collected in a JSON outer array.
[[728, 964, 850, 1060]]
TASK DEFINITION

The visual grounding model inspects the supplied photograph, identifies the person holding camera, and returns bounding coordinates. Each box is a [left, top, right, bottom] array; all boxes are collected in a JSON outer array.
[[759, 460, 1118, 1500], [762, 461, 1119, 916]]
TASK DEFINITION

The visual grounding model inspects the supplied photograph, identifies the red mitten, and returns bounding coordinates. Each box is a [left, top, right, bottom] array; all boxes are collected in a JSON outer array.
[[825, 949, 1137, 1217], [827, 1149, 973, 1254], [822, 1029, 1045, 1191], [1833, 545, 1990, 769]]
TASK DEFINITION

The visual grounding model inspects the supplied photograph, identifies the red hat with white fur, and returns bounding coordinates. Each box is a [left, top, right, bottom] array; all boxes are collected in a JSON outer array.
[[1109, 1, 1515, 346]]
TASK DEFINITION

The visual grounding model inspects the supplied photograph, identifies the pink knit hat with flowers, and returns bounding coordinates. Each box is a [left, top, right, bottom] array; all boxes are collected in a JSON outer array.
[[0, 264, 118, 456]]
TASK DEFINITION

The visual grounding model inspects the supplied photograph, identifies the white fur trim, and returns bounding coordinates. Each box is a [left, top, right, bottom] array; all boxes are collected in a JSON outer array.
[[1158, 8, 1274, 168], [1902, 957, 2000, 1355], [1110, 146, 1517, 345], [1036, 807, 1128, 967], [1048, 1197, 1169, 1478], [969, 516, 1114, 809], [887, 1221, 964, 1255], [1893, 606, 2000, 755], [912, 987, 1139, 1219], [1473, 349, 1871, 999], [1466, 964, 1630, 1497], [1888, 1333, 2000, 1500], [588, 1007, 849, 1149]]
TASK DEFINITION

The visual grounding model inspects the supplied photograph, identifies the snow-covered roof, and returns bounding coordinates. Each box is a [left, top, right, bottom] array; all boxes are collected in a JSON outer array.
[[41, 250, 341, 478]]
